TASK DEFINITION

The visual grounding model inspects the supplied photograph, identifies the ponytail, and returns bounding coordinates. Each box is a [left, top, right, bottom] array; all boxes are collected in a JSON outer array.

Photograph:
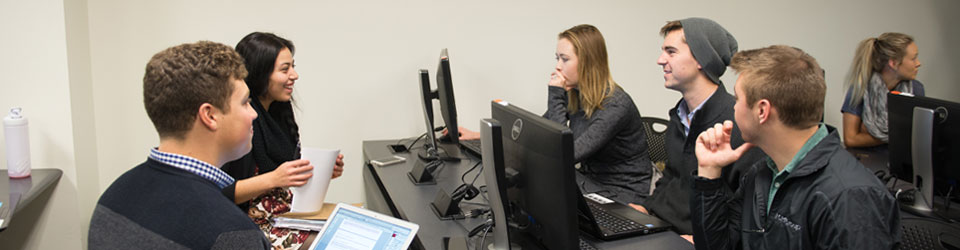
[[845, 38, 876, 107], [844, 33, 914, 107]]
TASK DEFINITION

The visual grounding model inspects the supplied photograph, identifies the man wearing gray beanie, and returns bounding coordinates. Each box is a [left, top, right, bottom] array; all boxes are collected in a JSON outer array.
[[629, 17, 765, 242], [677, 17, 739, 85]]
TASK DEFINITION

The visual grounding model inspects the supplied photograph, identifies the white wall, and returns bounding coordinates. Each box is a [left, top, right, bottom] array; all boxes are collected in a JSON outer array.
[[63, 0, 101, 245], [0, 0, 84, 249], [0, 0, 957, 248], [86, 0, 960, 203]]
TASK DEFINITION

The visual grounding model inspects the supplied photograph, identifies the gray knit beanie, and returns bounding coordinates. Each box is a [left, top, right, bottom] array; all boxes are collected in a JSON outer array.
[[678, 17, 738, 85]]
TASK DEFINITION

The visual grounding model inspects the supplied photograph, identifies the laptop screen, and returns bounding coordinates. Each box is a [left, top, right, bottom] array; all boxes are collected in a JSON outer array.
[[308, 206, 416, 250]]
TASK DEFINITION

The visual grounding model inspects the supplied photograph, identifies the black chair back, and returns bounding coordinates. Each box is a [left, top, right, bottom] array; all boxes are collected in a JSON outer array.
[[641, 117, 669, 167]]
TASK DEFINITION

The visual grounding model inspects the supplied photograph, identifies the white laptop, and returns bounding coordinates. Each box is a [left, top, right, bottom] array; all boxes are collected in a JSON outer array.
[[306, 203, 420, 250]]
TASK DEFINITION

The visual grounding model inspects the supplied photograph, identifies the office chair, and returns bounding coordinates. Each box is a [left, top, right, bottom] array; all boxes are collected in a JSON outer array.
[[641, 117, 669, 194]]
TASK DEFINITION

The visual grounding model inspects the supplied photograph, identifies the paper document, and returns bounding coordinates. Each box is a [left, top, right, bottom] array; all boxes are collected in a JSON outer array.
[[290, 148, 340, 213], [273, 217, 326, 231]]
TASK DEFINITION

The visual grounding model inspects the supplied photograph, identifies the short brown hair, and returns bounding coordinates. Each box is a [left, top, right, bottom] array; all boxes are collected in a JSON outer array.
[[730, 45, 825, 129], [660, 20, 683, 37], [143, 41, 248, 139]]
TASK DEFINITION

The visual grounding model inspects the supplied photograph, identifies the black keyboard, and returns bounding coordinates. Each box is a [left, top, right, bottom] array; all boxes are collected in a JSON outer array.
[[586, 201, 645, 234], [898, 217, 960, 250], [579, 237, 598, 250], [901, 223, 936, 250], [460, 139, 482, 156]]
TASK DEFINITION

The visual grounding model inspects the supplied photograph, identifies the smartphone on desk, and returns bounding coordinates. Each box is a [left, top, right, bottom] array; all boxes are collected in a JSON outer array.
[[370, 155, 406, 167]]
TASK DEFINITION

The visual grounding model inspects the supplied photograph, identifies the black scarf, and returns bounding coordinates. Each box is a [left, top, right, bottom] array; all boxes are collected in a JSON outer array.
[[251, 96, 300, 174], [222, 96, 300, 180]]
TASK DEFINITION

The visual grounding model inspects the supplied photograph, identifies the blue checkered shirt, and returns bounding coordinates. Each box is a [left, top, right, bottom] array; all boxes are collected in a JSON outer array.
[[148, 148, 235, 189]]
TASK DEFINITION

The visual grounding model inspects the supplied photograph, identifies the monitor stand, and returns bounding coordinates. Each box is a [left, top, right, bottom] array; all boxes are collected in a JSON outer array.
[[901, 107, 960, 221], [437, 142, 462, 161], [904, 107, 936, 217], [903, 200, 960, 219], [416, 142, 461, 162]]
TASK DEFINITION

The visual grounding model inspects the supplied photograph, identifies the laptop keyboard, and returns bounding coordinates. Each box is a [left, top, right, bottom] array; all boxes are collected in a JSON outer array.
[[460, 139, 482, 156], [586, 201, 646, 234]]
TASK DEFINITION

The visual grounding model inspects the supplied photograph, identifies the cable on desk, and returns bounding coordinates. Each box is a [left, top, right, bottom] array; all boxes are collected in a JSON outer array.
[[461, 161, 483, 185], [426, 160, 445, 176], [403, 133, 427, 151], [945, 185, 954, 212], [447, 161, 484, 206], [477, 221, 493, 250], [478, 185, 489, 203], [400, 126, 447, 151], [464, 218, 494, 250]]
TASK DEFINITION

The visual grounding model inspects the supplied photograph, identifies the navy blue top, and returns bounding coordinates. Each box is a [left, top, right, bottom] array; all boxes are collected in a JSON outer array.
[[90, 158, 270, 249], [841, 80, 925, 116]]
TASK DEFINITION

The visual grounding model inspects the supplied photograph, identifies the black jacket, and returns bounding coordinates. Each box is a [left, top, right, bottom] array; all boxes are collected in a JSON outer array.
[[690, 126, 901, 250], [645, 85, 765, 234]]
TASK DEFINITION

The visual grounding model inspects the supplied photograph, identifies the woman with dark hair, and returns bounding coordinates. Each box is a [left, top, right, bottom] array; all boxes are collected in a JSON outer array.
[[221, 32, 345, 249]]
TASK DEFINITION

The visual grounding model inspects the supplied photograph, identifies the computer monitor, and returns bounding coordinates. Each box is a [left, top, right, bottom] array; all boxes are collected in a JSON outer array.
[[409, 69, 442, 185], [489, 101, 579, 250], [414, 49, 460, 153], [435, 48, 459, 144], [480, 118, 510, 250], [417, 49, 459, 144], [409, 49, 460, 184], [417, 69, 440, 160], [888, 93, 960, 217]]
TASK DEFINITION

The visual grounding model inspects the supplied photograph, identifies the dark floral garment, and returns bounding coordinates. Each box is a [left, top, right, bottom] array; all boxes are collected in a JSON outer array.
[[247, 187, 310, 250]]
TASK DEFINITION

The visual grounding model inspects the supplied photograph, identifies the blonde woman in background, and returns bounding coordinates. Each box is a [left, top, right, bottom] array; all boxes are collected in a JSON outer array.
[[841, 32, 924, 149]]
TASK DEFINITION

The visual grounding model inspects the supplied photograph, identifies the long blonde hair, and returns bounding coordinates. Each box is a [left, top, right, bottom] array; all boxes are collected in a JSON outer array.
[[845, 32, 914, 107], [559, 24, 618, 119]]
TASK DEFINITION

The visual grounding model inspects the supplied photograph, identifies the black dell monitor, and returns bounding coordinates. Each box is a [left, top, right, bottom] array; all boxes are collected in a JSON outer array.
[[490, 101, 579, 250], [408, 69, 443, 185], [414, 49, 460, 151], [417, 69, 440, 159], [435, 48, 459, 144], [888, 93, 960, 217], [409, 49, 461, 184], [480, 118, 510, 250]]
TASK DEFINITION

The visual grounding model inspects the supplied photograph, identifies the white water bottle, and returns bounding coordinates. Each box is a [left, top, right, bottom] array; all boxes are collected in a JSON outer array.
[[4, 107, 31, 178]]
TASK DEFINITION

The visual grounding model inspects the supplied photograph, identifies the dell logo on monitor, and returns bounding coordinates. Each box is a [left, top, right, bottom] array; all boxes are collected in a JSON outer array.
[[511, 119, 523, 140]]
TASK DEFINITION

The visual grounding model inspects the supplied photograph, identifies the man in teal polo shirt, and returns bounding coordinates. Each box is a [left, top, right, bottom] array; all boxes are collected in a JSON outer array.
[[689, 45, 900, 249]]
